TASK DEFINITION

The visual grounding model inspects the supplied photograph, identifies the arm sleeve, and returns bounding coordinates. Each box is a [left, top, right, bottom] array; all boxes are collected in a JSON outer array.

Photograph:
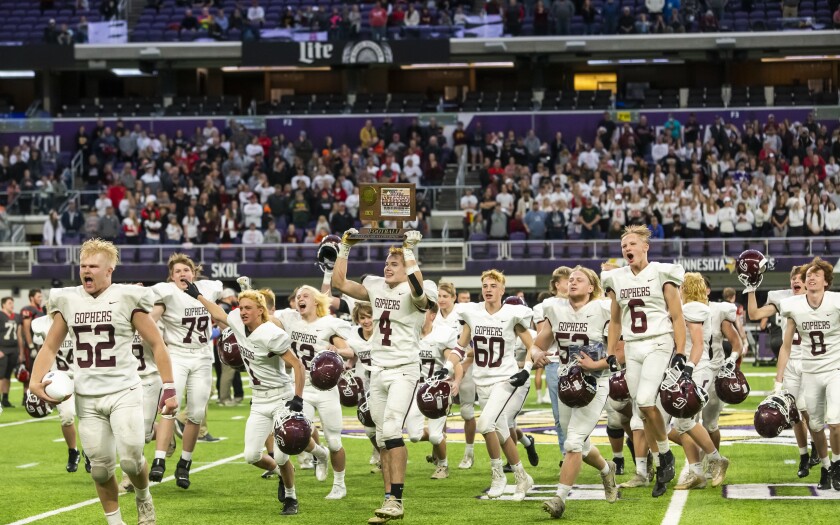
[[198, 280, 224, 301], [267, 326, 291, 356], [683, 302, 710, 324], [150, 282, 171, 306], [48, 289, 66, 319], [515, 305, 534, 331], [331, 318, 353, 341], [723, 303, 738, 323], [658, 262, 685, 289], [601, 270, 615, 294], [533, 303, 545, 324]]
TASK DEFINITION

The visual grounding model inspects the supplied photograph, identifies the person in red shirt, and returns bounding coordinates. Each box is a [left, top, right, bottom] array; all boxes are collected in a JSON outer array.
[[804, 152, 827, 180], [369, 0, 388, 40], [508, 211, 529, 237]]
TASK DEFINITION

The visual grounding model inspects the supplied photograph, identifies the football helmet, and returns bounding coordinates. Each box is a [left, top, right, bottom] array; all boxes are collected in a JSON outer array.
[[309, 351, 344, 391], [416, 377, 452, 419], [736, 249, 768, 288], [24, 390, 54, 418], [715, 364, 751, 404], [317, 234, 342, 272], [503, 296, 527, 307], [274, 411, 312, 455], [15, 365, 30, 383], [557, 364, 597, 408], [754, 392, 798, 438], [337, 372, 364, 407], [608, 369, 630, 401], [659, 366, 708, 419], [218, 328, 246, 371], [357, 393, 375, 427]]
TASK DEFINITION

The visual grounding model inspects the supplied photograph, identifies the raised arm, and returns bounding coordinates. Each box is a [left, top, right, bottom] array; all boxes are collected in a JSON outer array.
[[402, 230, 428, 311], [29, 312, 69, 404], [332, 228, 370, 301], [746, 291, 776, 321], [183, 282, 229, 325]]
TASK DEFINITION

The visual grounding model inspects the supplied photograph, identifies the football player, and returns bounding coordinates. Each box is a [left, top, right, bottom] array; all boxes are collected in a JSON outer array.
[[671, 273, 730, 490], [29, 239, 178, 525], [532, 266, 619, 519], [148, 254, 223, 489], [187, 285, 310, 514], [602, 225, 686, 497], [532, 266, 572, 461], [745, 264, 827, 479], [31, 311, 81, 473], [454, 269, 544, 501], [18, 288, 44, 402], [0, 296, 20, 408], [778, 258, 840, 490], [347, 301, 380, 472], [274, 285, 354, 499], [434, 281, 477, 470], [332, 229, 435, 523], [405, 299, 463, 479]]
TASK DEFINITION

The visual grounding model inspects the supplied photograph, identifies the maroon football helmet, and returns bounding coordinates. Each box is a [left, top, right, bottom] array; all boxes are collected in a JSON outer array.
[[659, 367, 708, 419], [317, 234, 342, 272], [754, 392, 798, 438], [557, 364, 597, 408], [416, 378, 452, 419], [309, 351, 344, 391], [218, 328, 246, 371], [608, 370, 630, 401], [274, 411, 312, 455], [503, 296, 527, 307], [357, 394, 375, 427], [736, 249, 768, 288], [715, 364, 751, 404], [16, 365, 30, 383], [24, 390, 54, 418], [337, 372, 365, 407]]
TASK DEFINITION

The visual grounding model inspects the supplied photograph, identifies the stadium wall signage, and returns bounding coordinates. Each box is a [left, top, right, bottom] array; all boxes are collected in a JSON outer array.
[[242, 40, 450, 67]]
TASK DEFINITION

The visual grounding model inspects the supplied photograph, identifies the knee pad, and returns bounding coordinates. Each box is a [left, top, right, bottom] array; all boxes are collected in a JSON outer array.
[[384, 438, 405, 450], [244, 448, 263, 465], [60, 413, 75, 427], [676, 418, 696, 435], [460, 403, 475, 420], [630, 413, 645, 432], [119, 456, 145, 477], [580, 439, 592, 457], [408, 433, 423, 444], [703, 420, 719, 433], [91, 465, 115, 484], [607, 426, 625, 439], [429, 432, 444, 446], [186, 408, 204, 426], [809, 418, 825, 433], [564, 437, 584, 454], [326, 436, 343, 453], [276, 452, 290, 466]]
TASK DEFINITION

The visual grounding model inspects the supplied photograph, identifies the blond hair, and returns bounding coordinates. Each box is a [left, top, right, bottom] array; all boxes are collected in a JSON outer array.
[[570, 265, 602, 301], [621, 225, 651, 244], [296, 285, 331, 318], [549, 266, 572, 295], [682, 272, 709, 305], [805, 257, 834, 289], [481, 269, 506, 286], [238, 290, 269, 323], [80, 238, 119, 269], [438, 281, 456, 298], [388, 247, 405, 261], [259, 288, 276, 311], [352, 301, 373, 324], [167, 253, 202, 279]]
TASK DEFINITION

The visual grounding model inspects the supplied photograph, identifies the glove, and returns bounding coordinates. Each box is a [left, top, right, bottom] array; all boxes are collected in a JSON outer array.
[[159, 383, 177, 415], [403, 230, 422, 249], [339, 228, 363, 258], [774, 381, 783, 394], [720, 357, 737, 375], [681, 363, 694, 381], [285, 395, 304, 412], [236, 276, 252, 291], [607, 355, 619, 372], [670, 353, 686, 371], [509, 369, 530, 387], [431, 369, 449, 380], [739, 273, 762, 294], [183, 280, 202, 300]]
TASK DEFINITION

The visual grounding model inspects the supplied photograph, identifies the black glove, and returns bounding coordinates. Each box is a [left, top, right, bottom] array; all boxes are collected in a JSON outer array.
[[431, 369, 449, 380], [183, 280, 202, 300], [670, 353, 686, 371], [680, 364, 694, 381], [285, 395, 303, 412], [509, 369, 529, 387], [607, 355, 619, 372]]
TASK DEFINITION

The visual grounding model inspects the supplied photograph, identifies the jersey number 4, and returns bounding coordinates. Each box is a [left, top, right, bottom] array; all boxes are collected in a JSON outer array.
[[379, 311, 392, 346]]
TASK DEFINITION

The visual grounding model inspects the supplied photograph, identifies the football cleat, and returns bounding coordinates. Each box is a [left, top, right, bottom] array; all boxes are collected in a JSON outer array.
[[619, 473, 650, 488], [674, 471, 707, 490], [425, 454, 437, 464], [175, 458, 192, 489], [487, 467, 507, 498], [614, 457, 625, 475], [66, 448, 80, 473], [602, 461, 619, 503], [149, 458, 165, 482], [818, 467, 832, 490], [524, 434, 539, 466], [708, 456, 729, 487], [136, 496, 156, 525], [459, 451, 474, 469], [657, 450, 676, 484], [84, 452, 91, 473], [370, 461, 382, 474], [512, 470, 534, 501], [262, 469, 275, 479], [314, 455, 329, 482], [325, 484, 347, 500], [810, 442, 821, 467], [651, 480, 668, 497], [431, 465, 449, 479], [120, 473, 134, 494], [798, 454, 811, 478], [503, 462, 513, 473], [0, 398, 13, 408], [543, 496, 566, 519], [831, 461, 840, 491], [300, 451, 315, 470], [374, 496, 404, 519], [281, 498, 299, 515]]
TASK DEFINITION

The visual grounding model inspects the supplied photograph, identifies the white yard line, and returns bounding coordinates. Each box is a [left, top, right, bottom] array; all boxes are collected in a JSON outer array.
[[6, 453, 245, 525], [0, 416, 59, 428], [16, 463, 39, 469], [661, 463, 690, 525]]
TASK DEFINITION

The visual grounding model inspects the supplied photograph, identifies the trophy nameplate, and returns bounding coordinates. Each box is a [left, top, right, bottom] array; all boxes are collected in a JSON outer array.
[[348, 183, 416, 240]]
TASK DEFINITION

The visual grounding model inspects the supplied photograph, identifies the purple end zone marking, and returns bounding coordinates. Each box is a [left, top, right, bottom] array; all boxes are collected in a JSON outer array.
[[722, 485, 729, 498], [810, 486, 819, 496], [769, 486, 777, 497]]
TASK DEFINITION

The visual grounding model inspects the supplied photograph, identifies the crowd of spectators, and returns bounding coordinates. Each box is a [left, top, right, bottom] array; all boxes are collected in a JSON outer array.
[[40, 0, 119, 44]]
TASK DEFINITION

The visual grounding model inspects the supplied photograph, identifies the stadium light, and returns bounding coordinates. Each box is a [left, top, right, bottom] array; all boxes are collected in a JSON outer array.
[[0, 70, 35, 78], [110, 68, 148, 77]]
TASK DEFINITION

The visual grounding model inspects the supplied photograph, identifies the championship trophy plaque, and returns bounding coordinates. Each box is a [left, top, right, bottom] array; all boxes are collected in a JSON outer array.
[[348, 183, 416, 240]]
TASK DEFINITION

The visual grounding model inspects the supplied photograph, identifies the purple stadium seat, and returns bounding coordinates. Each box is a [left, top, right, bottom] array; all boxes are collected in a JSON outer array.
[[787, 239, 807, 256], [244, 247, 261, 262], [767, 239, 786, 256], [138, 249, 159, 264], [686, 241, 705, 257], [510, 232, 527, 259], [36, 248, 56, 264], [119, 247, 137, 263], [219, 247, 242, 262]]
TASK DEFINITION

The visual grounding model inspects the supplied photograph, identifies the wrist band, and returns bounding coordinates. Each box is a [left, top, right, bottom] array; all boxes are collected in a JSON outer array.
[[322, 271, 333, 286], [523, 362, 533, 373], [338, 244, 350, 259], [403, 247, 416, 261], [406, 265, 420, 275]]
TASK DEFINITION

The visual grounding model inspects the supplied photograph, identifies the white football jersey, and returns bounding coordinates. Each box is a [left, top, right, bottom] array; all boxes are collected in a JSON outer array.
[[275, 309, 351, 385], [152, 280, 222, 352], [32, 315, 74, 378], [459, 302, 532, 387], [708, 302, 737, 365], [418, 324, 458, 378], [602, 262, 685, 342], [434, 303, 467, 333], [132, 330, 160, 379], [49, 284, 153, 396], [363, 276, 437, 368], [768, 289, 803, 360], [347, 326, 373, 387], [779, 291, 840, 373], [543, 298, 611, 365], [534, 297, 563, 362], [226, 309, 292, 391], [683, 302, 712, 366]]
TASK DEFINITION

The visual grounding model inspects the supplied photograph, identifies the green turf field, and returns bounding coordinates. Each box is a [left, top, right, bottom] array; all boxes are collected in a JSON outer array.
[[2, 365, 838, 525]]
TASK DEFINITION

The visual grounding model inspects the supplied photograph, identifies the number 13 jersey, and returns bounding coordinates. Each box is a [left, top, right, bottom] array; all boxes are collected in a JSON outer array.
[[459, 302, 532, 387], [601, 262, 685, 342], [275, 309, 351, 386], [779, 291, 840, 374], [152, 280, 222, 358]]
